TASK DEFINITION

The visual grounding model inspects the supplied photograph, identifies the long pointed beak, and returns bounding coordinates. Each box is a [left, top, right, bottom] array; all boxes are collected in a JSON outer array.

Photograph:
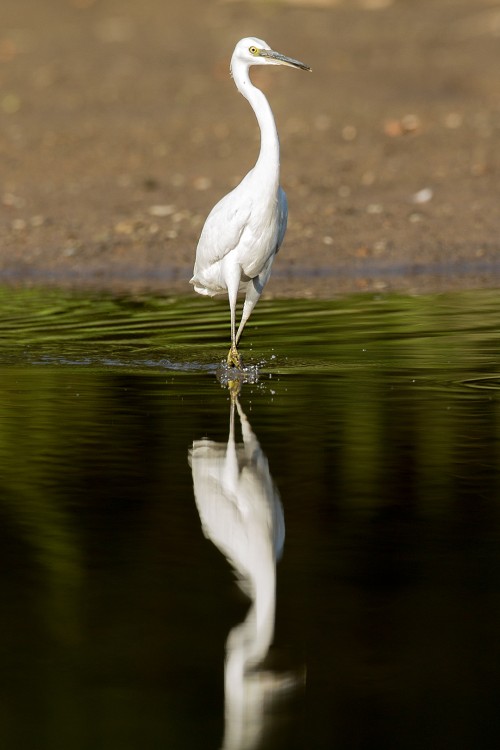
[[260, 48, 311, 72]]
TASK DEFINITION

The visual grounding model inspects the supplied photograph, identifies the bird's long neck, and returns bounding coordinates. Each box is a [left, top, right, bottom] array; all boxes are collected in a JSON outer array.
[[232, 64, 280, 184]]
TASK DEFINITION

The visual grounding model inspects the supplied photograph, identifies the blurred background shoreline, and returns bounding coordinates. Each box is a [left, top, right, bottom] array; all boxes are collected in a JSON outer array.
[[1, 0, 499, 296]]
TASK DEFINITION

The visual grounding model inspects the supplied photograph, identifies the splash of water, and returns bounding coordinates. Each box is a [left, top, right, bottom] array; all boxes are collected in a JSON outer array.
[[216, 360, 262, 393]]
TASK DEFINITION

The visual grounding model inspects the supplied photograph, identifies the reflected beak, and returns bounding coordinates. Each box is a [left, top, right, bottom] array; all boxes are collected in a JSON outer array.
[[260, 48, 311, 72]]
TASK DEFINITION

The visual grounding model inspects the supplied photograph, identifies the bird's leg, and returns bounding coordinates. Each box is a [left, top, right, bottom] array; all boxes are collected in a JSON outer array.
[[235, 269, 269, 345], [227, 267, 243, 369], [227, 345, 242, 369]]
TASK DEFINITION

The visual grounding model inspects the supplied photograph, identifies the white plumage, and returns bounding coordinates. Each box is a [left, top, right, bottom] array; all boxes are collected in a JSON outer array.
[[191, 37, 310, 367]]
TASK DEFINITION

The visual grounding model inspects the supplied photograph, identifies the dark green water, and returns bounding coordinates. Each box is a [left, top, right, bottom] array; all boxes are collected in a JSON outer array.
[[1, 286, 500, 749]]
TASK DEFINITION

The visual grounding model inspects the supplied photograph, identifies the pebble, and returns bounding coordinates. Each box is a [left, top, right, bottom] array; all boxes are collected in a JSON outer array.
[[342, 125, 357, 141], [412, 187, 433, 204], [384, 114, 421, 137], [114, 220, 135, 235], [3, 192, 25, 208], [148, 204, 175, 217], [30, 215, 45, 227], [373, 240, 387, 254], [193, 176, 212, 191], [444, 112, 463, 129]]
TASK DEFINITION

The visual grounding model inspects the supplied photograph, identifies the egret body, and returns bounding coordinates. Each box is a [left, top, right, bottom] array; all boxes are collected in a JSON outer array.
[[190, 37, 311, 368]]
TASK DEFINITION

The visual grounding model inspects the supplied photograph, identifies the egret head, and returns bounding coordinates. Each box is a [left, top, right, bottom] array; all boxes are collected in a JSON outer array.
[[231, 37, 311, 74]]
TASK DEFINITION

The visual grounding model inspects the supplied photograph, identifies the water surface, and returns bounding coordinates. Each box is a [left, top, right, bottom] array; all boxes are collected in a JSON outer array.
[[1, 287, 500, 749]]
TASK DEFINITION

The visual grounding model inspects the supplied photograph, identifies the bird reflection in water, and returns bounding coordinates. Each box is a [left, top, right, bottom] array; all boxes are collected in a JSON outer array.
[[189, 393, 301, 749]]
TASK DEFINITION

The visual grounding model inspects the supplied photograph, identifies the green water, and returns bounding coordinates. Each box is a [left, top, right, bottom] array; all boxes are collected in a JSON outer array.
[[1, 286, 500, 749]]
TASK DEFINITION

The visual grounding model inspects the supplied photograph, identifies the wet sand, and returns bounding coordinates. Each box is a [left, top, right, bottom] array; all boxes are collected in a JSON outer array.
[[1, 0, 499, 296]]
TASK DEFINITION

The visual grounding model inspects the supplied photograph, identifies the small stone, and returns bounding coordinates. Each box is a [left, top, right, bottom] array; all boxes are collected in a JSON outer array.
[[30, 215, 45, 227], [373, 240, 387, 254], [354, 246, 369, 258], [148, 204, 175, 217], [114, 220, 135, 235], [400, 114, 421, 133], [384, 114, 421, 137], [3, 192, 25, 208], [143, 177, 159, 191], [342, 124, 357, 141], [193, 176, 212, 191], [412, 187, 433, 204], [444, 112, 463, 129]]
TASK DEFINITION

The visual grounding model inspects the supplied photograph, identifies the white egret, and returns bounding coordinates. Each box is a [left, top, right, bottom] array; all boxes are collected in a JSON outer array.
[[190, 37, 311, 368], [189, 396, 290, 749]]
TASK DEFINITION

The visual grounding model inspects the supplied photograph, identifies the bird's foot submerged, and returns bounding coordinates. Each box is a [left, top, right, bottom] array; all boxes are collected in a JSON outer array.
[[227, 343, 243, 369], [216, 356, 260, 393]]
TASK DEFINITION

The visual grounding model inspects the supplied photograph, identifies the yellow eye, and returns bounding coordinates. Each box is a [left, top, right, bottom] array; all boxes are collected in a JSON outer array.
[[249, 46, 259, 56]]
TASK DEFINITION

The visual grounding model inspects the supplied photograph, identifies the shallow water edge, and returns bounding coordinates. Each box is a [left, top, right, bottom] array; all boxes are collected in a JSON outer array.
[[2, 255, 500, 298], [1, 286, 500, 749]]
